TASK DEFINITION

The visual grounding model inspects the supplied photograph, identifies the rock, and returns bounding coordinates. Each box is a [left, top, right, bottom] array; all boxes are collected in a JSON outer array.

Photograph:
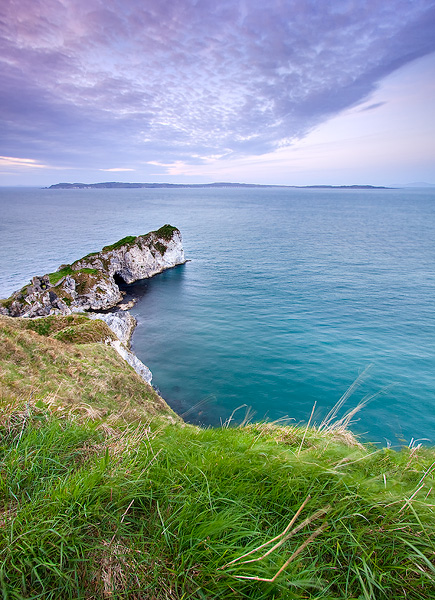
[[118, 299, 136, 310], [87, 311, 150, 382], [62, 273, 123, 312], [110, 340, 153, 385], [0, 225, 185, 318], [88, 311, 136, 346], [72, 225, 185, 283]]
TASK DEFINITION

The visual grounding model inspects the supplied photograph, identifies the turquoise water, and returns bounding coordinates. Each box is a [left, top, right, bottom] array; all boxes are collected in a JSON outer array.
[[1, 186, 434, 444]]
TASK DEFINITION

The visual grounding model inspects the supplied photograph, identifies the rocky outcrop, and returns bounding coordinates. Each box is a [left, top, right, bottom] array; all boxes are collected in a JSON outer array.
[[110, 340, 153, 385], [86, 310, 150, 380], [0, 225, 185, 318], [88, 311, 136, 347], [72, 225, 185, 284]]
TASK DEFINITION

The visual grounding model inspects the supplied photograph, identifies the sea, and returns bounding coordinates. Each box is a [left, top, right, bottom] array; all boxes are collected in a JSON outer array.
[[1, 186, 434, 446]]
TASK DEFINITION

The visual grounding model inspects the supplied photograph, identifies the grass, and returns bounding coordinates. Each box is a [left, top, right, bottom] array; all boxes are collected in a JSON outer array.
[[48, 267, 100, 286], [0, 402, 434, 599], [100, 225, 178, 253], [24, 314, 90, 337], [0, 315, 178, 423], [1, 315, 435, 598], [154, 224, 179, 241], [102, 236, 137, 252]]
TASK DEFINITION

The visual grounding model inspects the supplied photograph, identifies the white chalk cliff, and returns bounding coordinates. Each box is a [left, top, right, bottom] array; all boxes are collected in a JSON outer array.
[[0, 225, 186, 318], [72, 227, 185, 283], [88, 311, 137, 346], [110, 339, 153, 385], [87, 311, 152, 383]]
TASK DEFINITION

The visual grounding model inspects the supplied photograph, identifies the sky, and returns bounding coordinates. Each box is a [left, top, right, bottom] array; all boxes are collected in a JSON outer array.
[[1, 0, 434, 187]]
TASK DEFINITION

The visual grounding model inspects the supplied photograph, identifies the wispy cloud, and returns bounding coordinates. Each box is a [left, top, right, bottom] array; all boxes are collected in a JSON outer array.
[[1, 0, 435, 174], [99, 168, 136, 172], [358, 102, 387, 112], [0, 156, 51, 169]]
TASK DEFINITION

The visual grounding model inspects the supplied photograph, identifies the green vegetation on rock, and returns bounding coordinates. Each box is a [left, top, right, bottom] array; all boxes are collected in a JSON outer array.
[[0, 285, 29, 310], [154, 223, 178, 241], [154, 241, 167, 255], [48, 266, 100, 285], [48, 265, 73, 284], [102, 235, 137, 252], [72, 269, 100, 295], [0, 297, 13, 310], [1, 225, 182, 317], [99, 225, 177, 253]]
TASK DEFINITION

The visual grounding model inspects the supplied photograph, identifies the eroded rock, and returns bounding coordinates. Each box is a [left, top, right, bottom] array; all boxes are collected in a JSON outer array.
[[110, 340, 153, 385], [0, 225, 185, 318], [88, 311, 137, 346]]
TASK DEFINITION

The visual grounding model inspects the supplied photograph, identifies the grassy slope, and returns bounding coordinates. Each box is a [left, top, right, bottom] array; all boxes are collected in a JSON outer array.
[[1, 316, 435, 599], [0, 315, 179, 424]]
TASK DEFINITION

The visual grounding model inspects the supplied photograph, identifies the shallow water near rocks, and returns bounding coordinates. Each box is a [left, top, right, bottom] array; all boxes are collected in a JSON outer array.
[[1, 186, 434, 445]]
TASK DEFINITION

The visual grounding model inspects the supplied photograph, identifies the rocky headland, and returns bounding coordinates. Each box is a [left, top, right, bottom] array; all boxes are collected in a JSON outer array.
[[0, 224, 186, 385], [0, 224, 185, 319]]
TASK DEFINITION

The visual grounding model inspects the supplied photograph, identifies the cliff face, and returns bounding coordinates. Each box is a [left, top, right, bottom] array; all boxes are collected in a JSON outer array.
[[72, 225, 185, 283], [0, 225, 185, 318]]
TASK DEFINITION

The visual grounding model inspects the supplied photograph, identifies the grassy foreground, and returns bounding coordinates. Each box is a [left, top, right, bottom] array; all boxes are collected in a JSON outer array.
[[1, 317, 435, 599]]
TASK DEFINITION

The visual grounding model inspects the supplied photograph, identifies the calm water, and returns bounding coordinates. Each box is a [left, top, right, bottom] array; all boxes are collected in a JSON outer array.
[[1, 186, 434, 445]]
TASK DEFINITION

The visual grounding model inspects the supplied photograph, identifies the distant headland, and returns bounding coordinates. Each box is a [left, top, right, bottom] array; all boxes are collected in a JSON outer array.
[[48, 181, 390, 190]]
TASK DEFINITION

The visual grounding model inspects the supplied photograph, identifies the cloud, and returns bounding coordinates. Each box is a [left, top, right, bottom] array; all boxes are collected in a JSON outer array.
[[0, 156, 51, 169], [1, 0, 435, 171], [359, 102, 387, 112], [100, 167, 135, 172]]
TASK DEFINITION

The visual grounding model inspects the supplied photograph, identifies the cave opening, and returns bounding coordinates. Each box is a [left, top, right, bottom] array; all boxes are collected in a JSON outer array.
[[113, 272, 127, 288]]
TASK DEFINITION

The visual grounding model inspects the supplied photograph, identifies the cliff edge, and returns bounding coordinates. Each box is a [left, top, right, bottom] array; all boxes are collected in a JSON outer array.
[[0, 224, 185, 318]]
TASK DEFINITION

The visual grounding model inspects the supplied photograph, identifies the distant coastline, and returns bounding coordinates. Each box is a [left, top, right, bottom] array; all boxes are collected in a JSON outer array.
[[47, 181, 390, 190]]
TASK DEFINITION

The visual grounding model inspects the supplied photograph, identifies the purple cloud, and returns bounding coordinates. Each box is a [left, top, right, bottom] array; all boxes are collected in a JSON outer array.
[[1, 0, 435, 169]]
